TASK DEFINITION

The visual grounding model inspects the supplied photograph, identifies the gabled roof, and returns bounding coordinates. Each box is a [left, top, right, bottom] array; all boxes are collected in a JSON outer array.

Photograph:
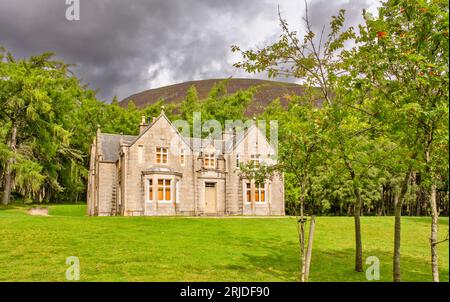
[[97, 111, 274, 161], [128, 111, 192, 150], [227, 123, 273, 154], [184, 137, 223, 153]]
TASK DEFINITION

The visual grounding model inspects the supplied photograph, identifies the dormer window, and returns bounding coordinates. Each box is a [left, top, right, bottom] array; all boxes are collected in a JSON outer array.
[[156, 147, 168, 164], [204, 154, 216, 168], [250, 154, 261, 167]]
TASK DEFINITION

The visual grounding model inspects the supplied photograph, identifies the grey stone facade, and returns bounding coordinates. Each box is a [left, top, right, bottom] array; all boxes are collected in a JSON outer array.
[[87, 111, 285, 216]]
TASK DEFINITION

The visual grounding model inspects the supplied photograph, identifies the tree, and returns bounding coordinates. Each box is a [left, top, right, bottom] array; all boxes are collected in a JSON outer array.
[[232, 1, 372, 273], [180, 85, 200, 124], [0, 50, 86, 204], [202, 80, 254, 126], [344, 0, 449, 281]]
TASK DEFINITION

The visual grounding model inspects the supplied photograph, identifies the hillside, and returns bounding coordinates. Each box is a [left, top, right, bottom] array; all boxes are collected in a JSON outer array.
[[119, 78, 307, 115]]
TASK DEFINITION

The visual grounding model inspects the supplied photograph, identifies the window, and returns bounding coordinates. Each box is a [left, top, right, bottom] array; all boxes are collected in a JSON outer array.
[[180, 149, 185, 166], [245, 183, 251, 203], [204, 153, 215, 168], [156, 147, 168, 164], [176, 181, 179, 203], [157, 179, 171, 201], [138, 145, 144, 163], [251, 154, 261, 167], [255, 183, 266, 203], [148, 179, 153, 201], [236, 153, 240, 168]]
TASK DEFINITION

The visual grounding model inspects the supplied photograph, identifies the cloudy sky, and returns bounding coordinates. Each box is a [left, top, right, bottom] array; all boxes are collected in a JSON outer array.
[[0, 0, 379, 102]]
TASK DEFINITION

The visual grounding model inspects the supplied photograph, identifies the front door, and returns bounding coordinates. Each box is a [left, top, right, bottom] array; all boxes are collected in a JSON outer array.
[[204, 183, 216, 214]]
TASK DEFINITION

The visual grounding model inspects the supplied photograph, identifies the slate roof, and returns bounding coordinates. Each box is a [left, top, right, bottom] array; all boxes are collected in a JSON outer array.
[[98, 113, 264, 161], [99, 132, 237, 161], [99, 133, 137, 161]]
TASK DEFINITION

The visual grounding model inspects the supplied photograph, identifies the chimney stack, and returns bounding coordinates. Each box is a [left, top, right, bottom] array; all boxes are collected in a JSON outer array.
[[222, 126, 236, 151], [139, 116, 148, 135]]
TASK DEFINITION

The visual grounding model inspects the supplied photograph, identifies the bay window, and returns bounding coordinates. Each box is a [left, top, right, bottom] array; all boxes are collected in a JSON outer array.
[[255, 183, 266, 203], [157, 179, 172, 201]]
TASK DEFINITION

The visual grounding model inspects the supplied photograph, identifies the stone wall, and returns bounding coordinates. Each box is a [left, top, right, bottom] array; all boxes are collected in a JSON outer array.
[[123, 115, 195, 216], [88, 114, 285, 217], [97, 162, 116, 216]]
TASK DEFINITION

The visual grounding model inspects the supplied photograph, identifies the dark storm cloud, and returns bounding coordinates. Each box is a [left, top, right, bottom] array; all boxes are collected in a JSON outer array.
[[307, 0, 374, 32], [0, 0, 377, 102]]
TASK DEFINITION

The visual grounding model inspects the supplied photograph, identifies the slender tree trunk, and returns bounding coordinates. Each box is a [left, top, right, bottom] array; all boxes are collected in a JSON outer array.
[[393, 191, 401, 282], [430, 182, 439, 282], [2, 124, 17, 206], [298, 193, 306, 282], [393, 171, 411, 282], [425, 143, 440, 282], [416, 173, 423, 216], [299, 220, 306, 281], [304, 215, 316, 281], [354, 187, 363, 272]]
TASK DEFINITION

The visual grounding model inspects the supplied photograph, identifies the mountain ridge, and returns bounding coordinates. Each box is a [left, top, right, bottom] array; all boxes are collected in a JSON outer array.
[[119, 78, 307, 115]]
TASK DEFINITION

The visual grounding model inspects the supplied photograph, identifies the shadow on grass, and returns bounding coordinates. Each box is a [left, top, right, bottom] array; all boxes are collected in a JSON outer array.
[[235, 241, 449, 282], [403, 216, 449, 226], [239, 237, 299, 281]]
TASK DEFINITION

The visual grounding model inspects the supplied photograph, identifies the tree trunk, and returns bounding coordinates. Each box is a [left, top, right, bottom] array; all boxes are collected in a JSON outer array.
[[304, 216, 316, 281], [354, 187, 363, 272], [425, 142, 440, 282], [430, 182, 439, 282], [2, 124, 17, 205], [393, 191, 401, 282], [298, 193, 306, 282], [299, 219, 306, 281]]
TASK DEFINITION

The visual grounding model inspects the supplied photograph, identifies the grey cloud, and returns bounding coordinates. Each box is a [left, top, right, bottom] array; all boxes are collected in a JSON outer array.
[[307, 0, 373, 32], [0, 0, 376, 102]]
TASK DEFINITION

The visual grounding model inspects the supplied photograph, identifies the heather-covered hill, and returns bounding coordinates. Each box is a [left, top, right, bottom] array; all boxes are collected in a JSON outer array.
[[120, 78, 307, 115]]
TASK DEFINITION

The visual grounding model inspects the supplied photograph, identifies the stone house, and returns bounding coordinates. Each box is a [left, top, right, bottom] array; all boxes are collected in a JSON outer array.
[[87, 110, 284, 216]]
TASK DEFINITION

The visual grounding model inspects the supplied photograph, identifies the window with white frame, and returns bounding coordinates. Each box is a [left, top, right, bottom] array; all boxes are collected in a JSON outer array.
[[176, 181, 179, 203], [156, 147, 168, 164], [251, 154, 261, 167], [204, 153, 215, 168], [157, 178, 171, 201], [147, 179, 153, 202], [255, 183, 266, 203], [138, 145, 144, 163], [245, 182, 251, 203]]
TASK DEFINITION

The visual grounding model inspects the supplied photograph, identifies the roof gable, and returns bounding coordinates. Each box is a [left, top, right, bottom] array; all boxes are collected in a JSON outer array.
[[129, 112, 192, 150], [231, 124, 275, 155]]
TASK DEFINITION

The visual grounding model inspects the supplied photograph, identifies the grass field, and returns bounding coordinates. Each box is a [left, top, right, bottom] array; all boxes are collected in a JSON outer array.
[[0, 204, 448, 282]]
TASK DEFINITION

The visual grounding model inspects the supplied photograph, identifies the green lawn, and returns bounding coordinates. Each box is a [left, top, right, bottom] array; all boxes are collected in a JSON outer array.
[[0, 204, 448, 282]]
